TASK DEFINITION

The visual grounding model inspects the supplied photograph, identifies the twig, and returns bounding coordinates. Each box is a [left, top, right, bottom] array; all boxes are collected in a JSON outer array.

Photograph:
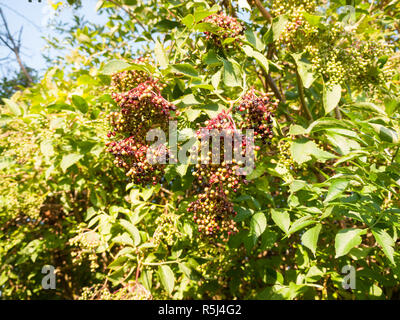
[[295, 68, 313, 121], [250, 0, 272, 23], [248, 0, 285, 104], [105, 0, 146, 32], [335, 106, 342, 120], [391, 146, 399, 164], [142, 259, 182, 266], [0, 8, 32, 84]]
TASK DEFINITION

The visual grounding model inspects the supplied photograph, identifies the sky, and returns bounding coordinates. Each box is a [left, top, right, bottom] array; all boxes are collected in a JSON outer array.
[[0, 0, 108, 77]]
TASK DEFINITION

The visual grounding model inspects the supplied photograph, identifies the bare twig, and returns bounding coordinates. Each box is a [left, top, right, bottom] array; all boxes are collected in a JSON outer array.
[[105, 0, 146, 32], [0, 8, 32, 84]]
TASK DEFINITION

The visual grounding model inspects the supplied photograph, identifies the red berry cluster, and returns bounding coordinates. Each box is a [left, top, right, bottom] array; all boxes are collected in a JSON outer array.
[[203, 13, 244, 47], [106, 60, 175, 186], [188, 111, 254, 241], [106, 136, 167, 186], [193, 111, 248, 193], [109, 81, 174, 141], [110, 57, 152, 93], [236, 88, 277, 144], [187, 187, 238, 242]]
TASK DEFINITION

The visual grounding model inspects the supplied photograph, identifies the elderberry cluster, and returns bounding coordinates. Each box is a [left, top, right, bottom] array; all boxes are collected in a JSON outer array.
[[80, 282, 151, 300], [106, 61, 175, 187], [304, 23, 392, 90], [110, 56, 152, 93], [187, 187, 238, 242], [109, 81, 174, 140], [236, 88, 277, 144], [271, 0, 318, 50], [69, 227, 102, 272], [203, 13, 244, 47], [106, 136, 167, 186], [187, 111, 255, 241]]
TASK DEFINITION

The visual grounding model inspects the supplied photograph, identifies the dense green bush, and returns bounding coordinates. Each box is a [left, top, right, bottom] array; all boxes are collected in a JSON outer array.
[[1, 0, 400, 300]]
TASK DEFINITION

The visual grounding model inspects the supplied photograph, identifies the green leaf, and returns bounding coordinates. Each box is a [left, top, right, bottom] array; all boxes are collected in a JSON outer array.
[[101, 60, 131, 75], [185, 108, 202, 121], [250, 212, 267, 240], [301, 224, 322, 256], [72, 95, 89, 113], [176, 163, 189, 177], [335, 228, 365, 258], [272, 15, 288, 41], [3, 98, 22, 116], [242, 45, 269, 73], [369, 123, 399, 144], [288, 217, 316, 234], [194, 5, 219, 22], [271, 209, 290, 234], [290, 138, 335, 164], [324, 179, 349, 203], [181, 14, 194, 28], [223, 59, 242, 87], [302, 12, 322, 26], [291, 53, 316, 88], [371, 228, 396, 265], [202, 50, 221, 65], [288, 124, 307, 135], [120, 219, 141, 246], [158, 265, 175, 295], [193, 22, 219, 33], [323, 83, 342, 114], [171, 63, 198, 77], [350, 102, 387, 116], [113, 232, 134, 246], [60, 153, 83, 172], [244, 29, 264, 51], [155, 40, 168, 69], [246, 161, 268, 180], [211, 68, 221, 89], [40, 140, 54, 157]]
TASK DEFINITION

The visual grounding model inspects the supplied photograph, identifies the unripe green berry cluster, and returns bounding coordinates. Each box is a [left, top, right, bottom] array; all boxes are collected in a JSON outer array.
[[152, 214, 183, 246], [79, 282, 151, 300], [270, 0, 317, 16]]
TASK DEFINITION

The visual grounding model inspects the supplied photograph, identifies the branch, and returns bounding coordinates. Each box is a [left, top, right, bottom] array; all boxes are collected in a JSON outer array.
[[248, 0, 285, 104], [0, 8, 16, 48], [105, 0, 146, 32], [0, 34, 13, 51], [261, 67, 285, 103], [295, 69, 313, 121], [0, 9, 32, 84], [334, 106, 342, 120], [251, 0, 272, 23]]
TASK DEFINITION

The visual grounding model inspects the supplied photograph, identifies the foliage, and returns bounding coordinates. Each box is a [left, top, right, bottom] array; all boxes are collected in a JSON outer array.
[[1, 0, 400, 300], [0, 67, 37, 100]]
